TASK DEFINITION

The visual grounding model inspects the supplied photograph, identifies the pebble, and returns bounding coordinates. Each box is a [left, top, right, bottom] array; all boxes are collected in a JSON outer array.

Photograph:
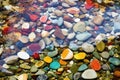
[[35, 69, 45, 75], [30, 66, 38, 73], [28, 32, 36, 42], [40, 15, 48, 23], [78, 64, 88, 71], [73, 72, 81, 80], [65, 0, 76, 6], [69, 41, 79, 50], [41, 30, 49, 38], [109, 57, 120, 66], [54, 10, 63, 16], [18, 74, 28, 80], [73, 22, 86, 32], [21, 22, 30, 29], [67, 7, 80, 14], [74, 52, 86, 60], [61, 29, 68, 36], [81, 69, 97, 79], [17, 51, 30, 60], [39, 39, 45, 50], [90, 59, 101, 71], [4, 55, 18, 64], [35, 61, 44, 68], [93, 15, 104, 25], [19, 36, 29, 43], [37, 74, 48, 80], [96, 41, 105, 52], [114, 70, 120, 77], [64, 21, 73, 28], [100, 51, 110, 59], [61, 48, 73, 60], [47, 48, 58, 57], [81, 43, 94, 53], [54, 28, 65, 39], [44, 56, 52, 63], [50, 61, 60, 69], [20, 63, 31, 69]]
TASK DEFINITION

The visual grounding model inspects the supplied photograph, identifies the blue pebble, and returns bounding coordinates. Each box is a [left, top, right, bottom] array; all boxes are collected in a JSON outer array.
[[78, 64, 88, 71], [46, 44, 54, 51], [37, 74, 48, 80], [57, 17, 63, 26], [26, 49, 33, 56], [50, 61, 60, 69], [15, 41, 24, 49], [69, 41, 79, 50]]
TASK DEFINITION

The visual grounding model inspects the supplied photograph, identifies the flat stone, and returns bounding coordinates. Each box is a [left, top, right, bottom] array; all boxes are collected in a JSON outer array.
[[96, 41, 105, 52], [109, 57, 120, 66], [81, 43, 94, 52], [30, 66, 38, 73], [73, 22, 86, 32], [82, 69, 97, 79], [78, 64, 88, 71], [64, 21, 73, 28], [17, 51, 30, 60], [67, 7, 80, 14], [76, 32, 92, 41], [50, 61, 60, 69], [41, 30, 49, 38], [20, 63, 31, 69], [4, 55, 18, 64], [93, 15, 104, 25]]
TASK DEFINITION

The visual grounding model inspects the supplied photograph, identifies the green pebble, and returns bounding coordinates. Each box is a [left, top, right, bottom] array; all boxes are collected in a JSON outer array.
[[93, 51, 100, 59], [30, 66, 38, 73], [20, 63, 31, 69], [50, 61, 60, 69], [48, 48, 58, 57], [78, 64, 88, 71], [70, 64, 78, 74], [9, 76, 17, 80], [96, 41, 105, 52]]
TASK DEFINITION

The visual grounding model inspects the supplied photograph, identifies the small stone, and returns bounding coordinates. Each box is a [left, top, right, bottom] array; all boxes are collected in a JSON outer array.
[[93, 15, 104, 25], [76, 32, 92, 41], [37, 74, 48, 80], [20, 63, 31, 69], [9, 76, 17, 80], [78, 64, 88, 71], [44, 56, 52, 63], [2, 64, 9, 69], [4, 55, 18, 64], [92, 51, 100, 59], [59, 59, 67, 65], [64, 21, 73, 28], [47, 48, 58, 57], [18, 74, 28, 80], [74, 52, 86, 60], [41, 30, 49, 38], [90, 59, 101, 71], [63, 15, 73, 22], [32, 53, 40, 59], [21, 22, 30, 29], [29, 43, 41, 52], [73, 22, 86, 32], [19, 36, 29, 43], [102, 64, 110, 70], [61, 48, 73, 60], [73, 72, 81, 80], [36, 69, 45, 75], [82, 69, 97, 79], [44, 25, 53, 31], [67, 32, 75, 39], [30, 66, 38, 73], [28, 32, 36, 42], [62, 3, 70, 7], [0, 47, 3, 55], [54, 10, 63, 16], [111, 12, 118, 17], [40, 15, 48, 23], [109, 57, 120, 66], [50, 61, 60, 69], [44, 37, 52, 45], [65, 0, 76, 6], [67, 7, 80, 14], [81, 43, 94, 53], [69, 41, 79, 50], [35, 61, 44, 68], [57, 17, 63, 26], [58, 68, 64, 72], [101, 51, 110, 59], [114, 70, 120, 77], [96, 41, 105, 52], [61, 29, 68, 36], [17, 51, 30, 60], [39, 39, 45, 50], [63, 76, 70, 80], [95, 34, 106, 43], [54, 28, 65, 39]]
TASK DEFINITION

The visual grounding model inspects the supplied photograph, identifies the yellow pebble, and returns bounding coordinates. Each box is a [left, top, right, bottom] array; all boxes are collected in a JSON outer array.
[[74, 52, 86, 60], [44, 56, 52, 63], [35, 61, 44, 67], [64, 76, 70, 80], [58, 68, 64, 72]]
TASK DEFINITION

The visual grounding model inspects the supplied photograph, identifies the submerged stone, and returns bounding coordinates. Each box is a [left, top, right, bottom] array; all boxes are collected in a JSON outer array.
[[109, 57, 120, 66], [78, 64, 88, 71], [50, 61, 60, 69]]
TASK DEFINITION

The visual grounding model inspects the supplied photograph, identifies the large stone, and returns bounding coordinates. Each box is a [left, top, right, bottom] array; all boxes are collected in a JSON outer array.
[[73, 22, 86, 32], [4, 55, 18, 64], [81, 69, 97, 79]]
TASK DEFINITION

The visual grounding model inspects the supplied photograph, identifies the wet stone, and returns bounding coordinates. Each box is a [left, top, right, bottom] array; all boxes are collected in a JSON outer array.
[[78, 64, 88, 71], [81, 43, 94, 53], [50, 61, 60, 69], [37, 74, 48, 80], [109, 57, 120, 66], [73, 22, 86, 32], [4, 55, 18, 64]]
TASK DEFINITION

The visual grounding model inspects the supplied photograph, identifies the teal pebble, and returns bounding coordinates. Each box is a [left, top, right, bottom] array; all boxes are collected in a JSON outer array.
[[47, 48, 58, 57], [50, 61, 60, 69], [78, 64, 88, 71], [108, 57, 120, 66]]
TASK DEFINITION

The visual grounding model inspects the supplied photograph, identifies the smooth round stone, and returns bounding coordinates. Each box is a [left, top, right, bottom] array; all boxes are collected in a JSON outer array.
[[43, 37, 51, 45], [74, 52, 86, 60], [20, 63, 31, 69], [41, 30, 49, 38], [102, 64, 110, 70], [69, 41, 79, 50], [76, 32, 92, 41], [30, 66, 38, 73], [54, 10, 63, 16], [95, 34, 106, 43], [65, 0, 76, 6], [73, 22, 86, 32], [2, 64, 9, 69], [90, 59, 101, 71], [114, 70, 120, 77], [21, 22, 30, 29], [78, 64, 88, 71], [109, 57, 120, 66], [43, 56, 52, 63], [73, 72, 81, 80], [61, 29, 68, 36], [93, 15, 104, 25], [35, 61, 44, 68], [39, 39, 45, 50], [50, 61, 60, 69], [66, 7, 80, 14], [47, 48, 58, 57], [81, 69, 97, 79], [57, 17, 63, 26], [4, 55, 18, 64], [81, 43, 95, 53], [62, 2, 70, 7], [61, 48, 73, 60], [35, 69, 45, 75], [28, 32, 36, 42], [67, 32, 75, 39], [29, 43, 41, 52], [17, 51, 30, 60], [96, 41, 105, 52], [40, 15, 48, 23], [101, 51, 110, 59], [19, 36, 29, 43], [37, 74, 48, 80], [64, 21, 73, 28], [18, 74, 28, 80]]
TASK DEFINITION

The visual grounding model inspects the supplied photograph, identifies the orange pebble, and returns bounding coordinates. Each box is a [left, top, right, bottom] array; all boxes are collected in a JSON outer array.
[[114, 70, 120, 77], [40, 15, 48, 23], [90, 59, 101, 71], [59, 59, 67, 65]]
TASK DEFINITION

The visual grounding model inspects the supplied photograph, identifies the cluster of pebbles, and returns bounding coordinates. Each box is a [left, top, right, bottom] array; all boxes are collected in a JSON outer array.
[[1, 0, 120, 80]]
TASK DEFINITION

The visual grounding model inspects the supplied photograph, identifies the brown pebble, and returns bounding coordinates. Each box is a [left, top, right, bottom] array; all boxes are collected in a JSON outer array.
[[114, 70, 120, 77]]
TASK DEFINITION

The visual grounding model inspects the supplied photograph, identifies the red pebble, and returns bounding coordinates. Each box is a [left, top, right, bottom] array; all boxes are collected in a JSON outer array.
[[2, 27, 9, 35], [85, 0, 94, 9], [40, 15, 48, 23], [28, 14, 39, 21], [32, 53, 40, 59], [90, 59, 101, 71]]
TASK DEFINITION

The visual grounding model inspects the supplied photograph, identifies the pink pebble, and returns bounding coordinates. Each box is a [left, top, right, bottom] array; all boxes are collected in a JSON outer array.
[[28, 14, 39, 21], [40, 15, 48, 23], [44, 25, 53, 31], [94, 26, 99, 30]]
